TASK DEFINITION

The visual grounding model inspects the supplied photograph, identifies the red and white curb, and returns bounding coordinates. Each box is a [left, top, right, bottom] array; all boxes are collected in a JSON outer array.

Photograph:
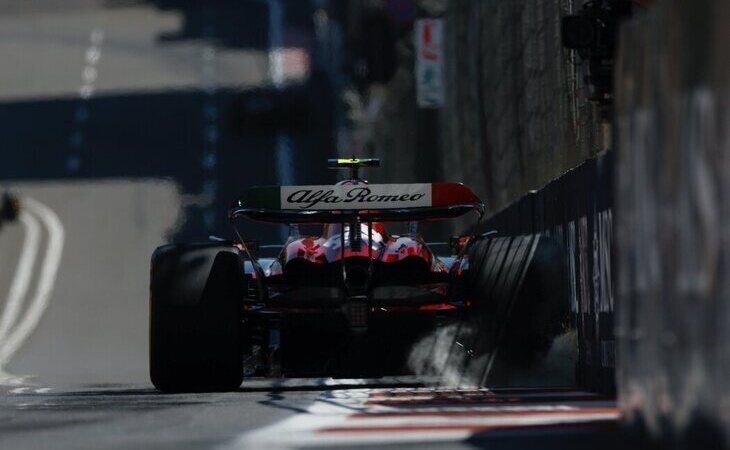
[[223, 387, 619, 449]]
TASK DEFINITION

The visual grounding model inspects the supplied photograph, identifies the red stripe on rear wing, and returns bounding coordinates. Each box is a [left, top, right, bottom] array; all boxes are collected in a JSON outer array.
[[431, 182, 481, 207]]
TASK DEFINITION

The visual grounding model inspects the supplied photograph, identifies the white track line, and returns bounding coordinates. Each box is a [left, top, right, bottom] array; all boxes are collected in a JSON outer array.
[[0, 211, 41, 345], [0, 197, 65, 371], [10, 387, 30, 395], [0, 211, 41, 385]]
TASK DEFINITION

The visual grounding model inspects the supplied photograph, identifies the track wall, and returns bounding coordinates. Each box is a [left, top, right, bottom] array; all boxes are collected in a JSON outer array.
[[440, 0, 607, 214], [614, 1, 729, 445]]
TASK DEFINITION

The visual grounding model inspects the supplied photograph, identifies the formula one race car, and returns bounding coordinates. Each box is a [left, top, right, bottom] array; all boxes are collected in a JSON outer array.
[[150, 158, 484, 392]]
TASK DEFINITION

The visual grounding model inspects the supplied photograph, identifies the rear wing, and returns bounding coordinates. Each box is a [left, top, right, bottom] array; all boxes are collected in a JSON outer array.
[[230, 183, 484, 223]]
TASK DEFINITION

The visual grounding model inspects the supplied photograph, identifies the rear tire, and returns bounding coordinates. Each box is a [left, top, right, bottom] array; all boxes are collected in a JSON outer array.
[[150, 243, 244, 392]]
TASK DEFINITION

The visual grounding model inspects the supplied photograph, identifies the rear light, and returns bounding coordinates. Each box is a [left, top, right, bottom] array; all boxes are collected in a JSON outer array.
[[418, 303, 457, 311]]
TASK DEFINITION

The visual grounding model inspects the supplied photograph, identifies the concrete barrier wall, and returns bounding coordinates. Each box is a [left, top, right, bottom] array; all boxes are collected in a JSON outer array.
[[614, 1, 729, 445], [440, 0, 607, 213], [483, 152, 615, 393]]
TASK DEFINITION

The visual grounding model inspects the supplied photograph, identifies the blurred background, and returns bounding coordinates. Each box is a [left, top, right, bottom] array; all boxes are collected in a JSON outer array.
[[0, 0, 728, 446], [0, 0, 424, 386]]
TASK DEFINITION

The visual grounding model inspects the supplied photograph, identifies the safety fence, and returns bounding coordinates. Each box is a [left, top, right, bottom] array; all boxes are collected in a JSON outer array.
[[480, 151, 615, 394]]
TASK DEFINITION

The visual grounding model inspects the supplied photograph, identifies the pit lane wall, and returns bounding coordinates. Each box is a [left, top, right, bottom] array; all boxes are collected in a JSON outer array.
[[614, 1, 730, 446], [481, 151, 615, 394]]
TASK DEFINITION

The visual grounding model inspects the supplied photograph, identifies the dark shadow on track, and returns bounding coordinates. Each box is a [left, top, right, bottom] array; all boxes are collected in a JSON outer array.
[[239, 376, 433, 393], [256, 391, 310, 414]]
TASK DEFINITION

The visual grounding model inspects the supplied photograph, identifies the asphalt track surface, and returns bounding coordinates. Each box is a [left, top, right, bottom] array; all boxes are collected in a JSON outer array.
[[0, 379, 641, 450], [0, 2, 643, 449]]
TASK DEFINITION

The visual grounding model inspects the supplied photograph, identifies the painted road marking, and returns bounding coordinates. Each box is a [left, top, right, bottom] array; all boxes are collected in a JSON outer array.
[[0, 212, 41, 350], [8, 387, 52, 395], [68, 28, 104, 172], [0, 198, 65, 385], [223, 387, 619, 449]]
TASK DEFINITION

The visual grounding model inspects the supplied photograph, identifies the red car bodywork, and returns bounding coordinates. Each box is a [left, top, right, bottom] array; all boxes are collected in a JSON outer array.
[[229, 161, 484, 376]]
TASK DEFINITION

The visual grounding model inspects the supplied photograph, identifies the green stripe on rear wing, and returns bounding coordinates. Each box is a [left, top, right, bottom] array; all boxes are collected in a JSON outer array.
[[230, 183, 484, 223]]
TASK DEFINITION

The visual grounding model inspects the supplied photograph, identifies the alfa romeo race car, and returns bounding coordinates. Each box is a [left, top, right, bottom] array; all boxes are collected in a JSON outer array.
[[150, 158, 484, 392]]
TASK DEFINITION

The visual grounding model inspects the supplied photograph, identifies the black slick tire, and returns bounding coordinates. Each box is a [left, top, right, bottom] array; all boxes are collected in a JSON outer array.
[[150, 243, 244, 392]]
